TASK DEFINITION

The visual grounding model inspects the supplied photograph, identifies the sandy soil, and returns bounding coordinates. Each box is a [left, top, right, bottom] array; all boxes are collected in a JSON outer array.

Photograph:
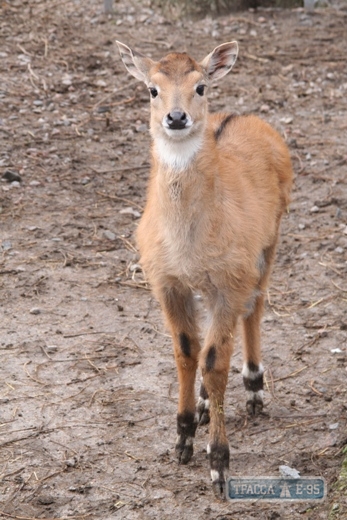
[[1, 1, 347, 519]]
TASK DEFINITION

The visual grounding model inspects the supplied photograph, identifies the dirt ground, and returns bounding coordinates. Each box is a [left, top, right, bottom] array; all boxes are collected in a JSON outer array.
[[1, 1, 347, 519]]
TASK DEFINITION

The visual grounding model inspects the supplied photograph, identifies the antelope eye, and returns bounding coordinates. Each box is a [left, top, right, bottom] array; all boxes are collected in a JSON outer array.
[[149, 87, 158, 98], [196, 84, 206, 96]]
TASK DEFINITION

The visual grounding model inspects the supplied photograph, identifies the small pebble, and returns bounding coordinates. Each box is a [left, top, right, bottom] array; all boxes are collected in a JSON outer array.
[[129, 263, 142, 273], [310, 205, 320, 213], [30, 307, 41, 315], [65, 457, 77, 467], [2, 169, 22, 183], [280, 116, 293, 125], [46, 345, 58, 353], [103, 230, 116, 241], [279, 465, 300, 479], [119, 207, 141, 218], [135, 123, 147, 133], [1, 240, 12, 251], [329, 422, 339, 430], [37, 495, 54, 505]]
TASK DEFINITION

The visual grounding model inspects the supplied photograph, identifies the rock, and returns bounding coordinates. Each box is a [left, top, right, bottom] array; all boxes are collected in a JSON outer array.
[[30, 307, 41, 315], [65, 457, 77, 467], [1, 240, 12, 251], [103, 230, 116, 241], [46, 345, 58, 353], [61, 74, 72, 86], [280, 116, 293, 125], [119, 207, 141, 218], [329, 422, 339, 430], [2, 169, 22, 183], [279, 465, 300, 479], [135, 123, 147, 133], [129, 263, 141, 273], [38, 495, 55, 505]]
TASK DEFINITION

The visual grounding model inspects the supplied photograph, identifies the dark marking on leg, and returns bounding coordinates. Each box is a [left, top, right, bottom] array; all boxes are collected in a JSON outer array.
[[176, 411, 198, 465], [215, 114, 237, 141], [200, 382, 208, 400], [243, 372, 263, 392], [242, 362, 264, 416], [179, 332, 191, 357], [247, 360, 259, 373], [197, 382, 210, 425], [177, 411, 197, 438], [205, 345, 216, 372]]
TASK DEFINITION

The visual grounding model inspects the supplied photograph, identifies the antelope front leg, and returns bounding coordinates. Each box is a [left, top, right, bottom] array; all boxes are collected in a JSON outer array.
[[159, 283, 200, 464], [200, 326, 234, 499]]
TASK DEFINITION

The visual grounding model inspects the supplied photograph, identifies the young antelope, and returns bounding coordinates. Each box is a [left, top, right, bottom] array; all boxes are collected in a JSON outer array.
[[117, 40, 293, 498]]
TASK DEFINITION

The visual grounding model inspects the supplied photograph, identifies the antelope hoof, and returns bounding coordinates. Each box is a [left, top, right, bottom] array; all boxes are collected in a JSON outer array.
[[176, 411, 197, 464], [208, 442, 229, 500], [246, 391, 264, 416], [175, 435, 194, 464], [211, 472, 227, 500], [197, 397, 210, 425]]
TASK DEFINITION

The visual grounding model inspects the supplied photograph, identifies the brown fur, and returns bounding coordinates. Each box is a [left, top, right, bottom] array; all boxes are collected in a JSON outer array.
[[117, 41, 293, 497]]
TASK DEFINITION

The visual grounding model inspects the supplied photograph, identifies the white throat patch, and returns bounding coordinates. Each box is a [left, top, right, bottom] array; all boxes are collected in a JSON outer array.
[[154, 134, 203, 171]]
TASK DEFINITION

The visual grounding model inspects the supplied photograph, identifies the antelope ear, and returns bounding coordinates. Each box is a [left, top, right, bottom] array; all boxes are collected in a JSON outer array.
[[200, 41, 238, 81], [116, 40, 154, 85]]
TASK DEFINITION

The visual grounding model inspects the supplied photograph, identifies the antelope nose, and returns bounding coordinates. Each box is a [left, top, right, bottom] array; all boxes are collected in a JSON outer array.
[[166, 110, 188, 130]]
